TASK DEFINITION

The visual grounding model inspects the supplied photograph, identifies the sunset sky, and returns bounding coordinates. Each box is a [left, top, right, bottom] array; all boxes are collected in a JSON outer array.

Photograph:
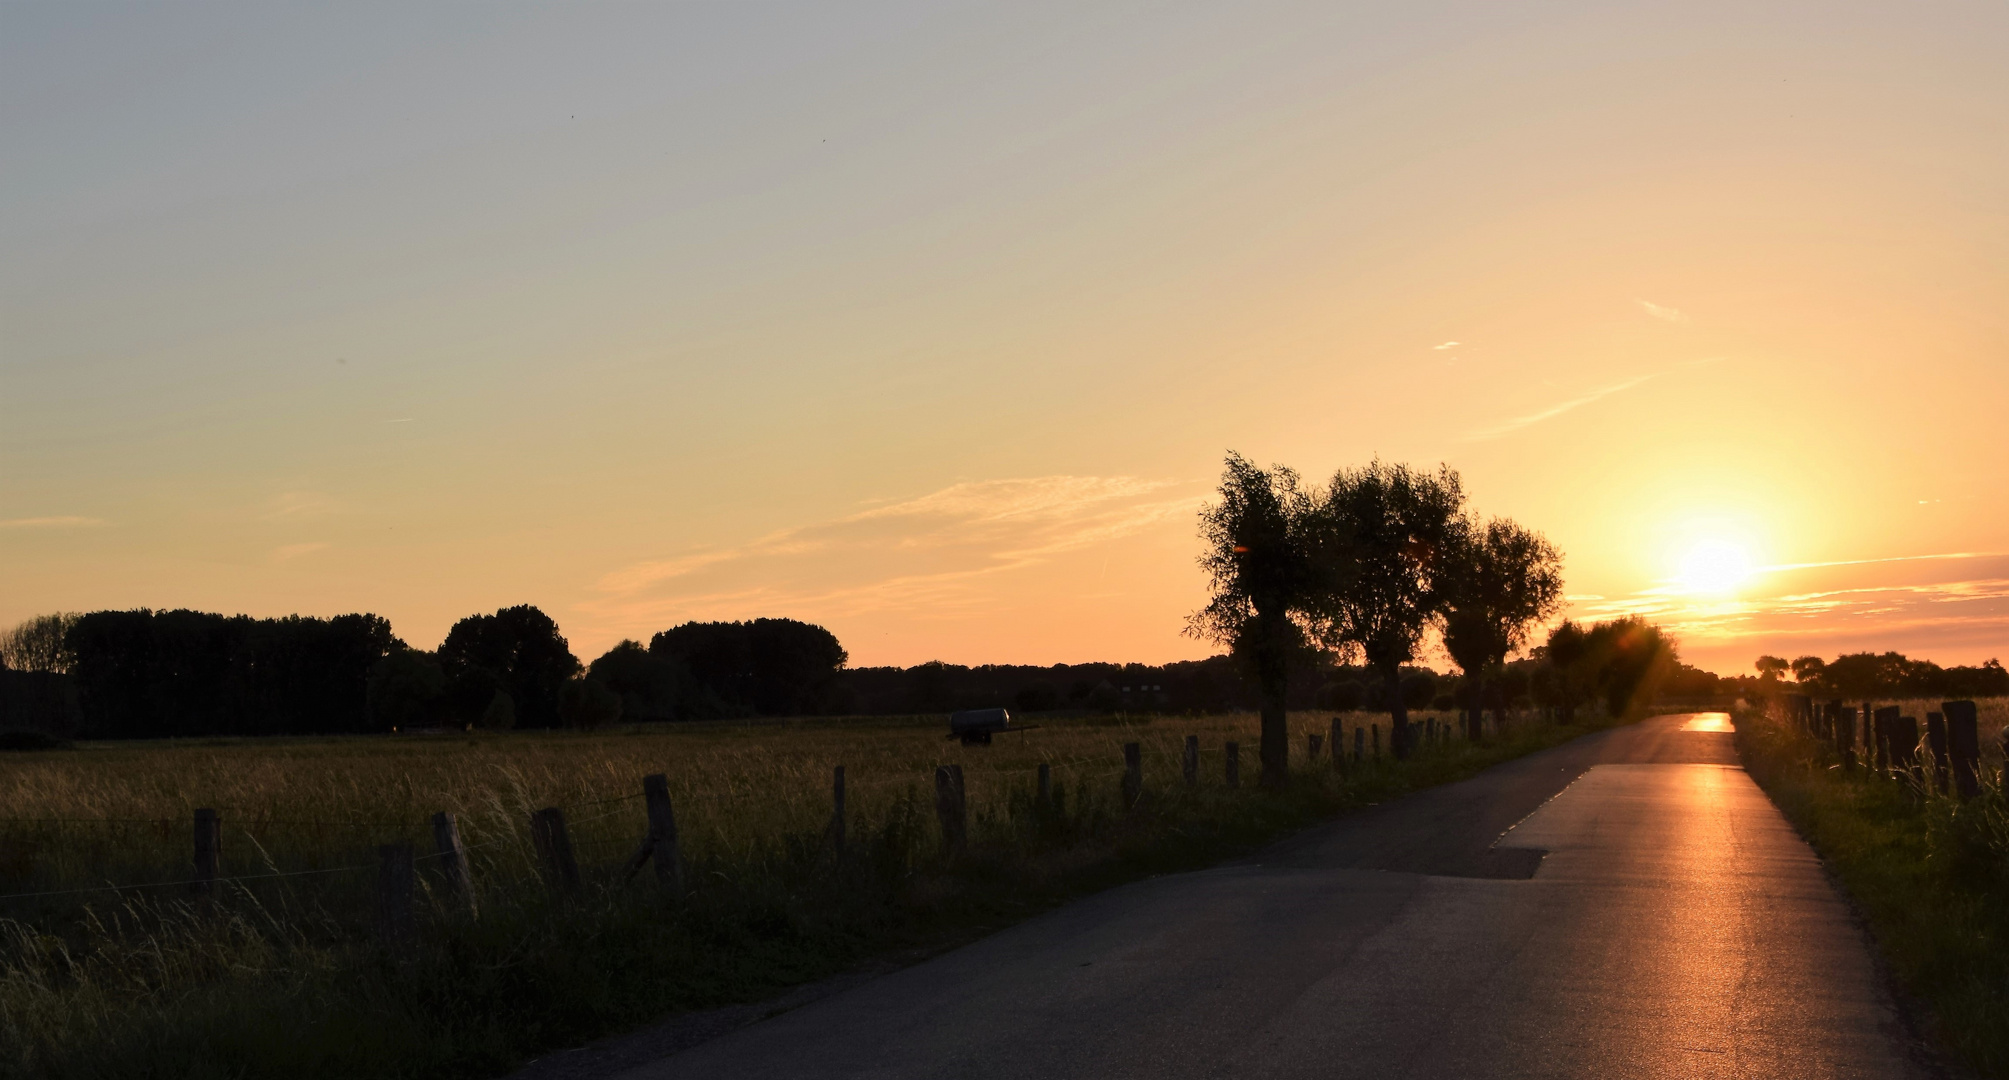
[[4, 3, 2006, 674]]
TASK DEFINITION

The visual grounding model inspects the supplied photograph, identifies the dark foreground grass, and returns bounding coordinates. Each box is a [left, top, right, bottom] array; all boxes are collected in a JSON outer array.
[[4, 710, 1628, 1080], [1737, 703, 2009, 1078]]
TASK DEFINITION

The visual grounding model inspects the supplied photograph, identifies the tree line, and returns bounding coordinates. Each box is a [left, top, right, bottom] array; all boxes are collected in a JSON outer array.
[[0, 609, 852, 739], [1754, 651, 2009, 701]]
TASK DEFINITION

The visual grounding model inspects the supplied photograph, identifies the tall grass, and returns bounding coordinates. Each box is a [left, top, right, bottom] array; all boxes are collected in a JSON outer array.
[[0, 708, 1615, 1079], [1738, 697, 2009, 1077]]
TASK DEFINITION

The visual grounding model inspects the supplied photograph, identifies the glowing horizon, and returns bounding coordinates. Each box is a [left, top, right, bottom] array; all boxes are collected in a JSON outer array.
[[3, 4, 2005, 676]]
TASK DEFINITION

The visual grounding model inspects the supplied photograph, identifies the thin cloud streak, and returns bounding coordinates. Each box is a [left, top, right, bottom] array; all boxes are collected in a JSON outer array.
[[1464, 373, 1659, 442], [584, 475, 1198, 633], [1638, 299, 1688, 322]]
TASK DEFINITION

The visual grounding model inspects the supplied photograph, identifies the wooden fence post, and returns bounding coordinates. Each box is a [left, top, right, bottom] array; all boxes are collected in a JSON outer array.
[[377, 842, 416, 953], [829, 766, 846, 854], [1894, 716, 1922, 782], [1425, 718, 1436, 748], [1946, 700, 1980, 800], [430, 811, 475, 915], [1371, 724, 1380, 760], [530, 807, 580, 892], [1831, 701, 1855, 770], [192, 808, 220, 897], [643, 774, 684, 894], [1308, 733, 1323, 760], [1330, 718, 1344, 773], [1926, 712, 1950, 794], [934, 765, 966, 855], [1874, 706, 1900, 776], [1122, 742, 1142, 808], [1224, 741, 1240, 788], [1182, 736, 1198, 788], [1037, 762, 1052, 807]]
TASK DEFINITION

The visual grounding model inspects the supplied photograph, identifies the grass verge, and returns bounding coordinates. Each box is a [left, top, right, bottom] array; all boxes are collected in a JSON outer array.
[[1736, 701, 2009, 1078]]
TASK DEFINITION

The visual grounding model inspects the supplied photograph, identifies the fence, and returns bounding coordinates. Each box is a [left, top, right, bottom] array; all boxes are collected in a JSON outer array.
[[0, 714, 1503, 960], [1764, 694, 2000, 798]]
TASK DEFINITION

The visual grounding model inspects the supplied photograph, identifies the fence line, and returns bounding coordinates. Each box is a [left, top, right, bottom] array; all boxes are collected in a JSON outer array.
[[0, 723, 1422, 913]]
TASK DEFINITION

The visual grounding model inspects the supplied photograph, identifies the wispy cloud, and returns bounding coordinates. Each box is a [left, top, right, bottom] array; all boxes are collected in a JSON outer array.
[[1570, 551, 2009, 670], [1463, 373, 1660, 441], [1638, 299, 1688, 322], [1433, 341, 1460, 351], [584, 475, 1199, 630], [1757, 551, 1998, 573], [0, 516, 107, 529]]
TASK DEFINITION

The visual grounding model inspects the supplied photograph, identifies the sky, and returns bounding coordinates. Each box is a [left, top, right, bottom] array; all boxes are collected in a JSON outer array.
[[3, 2, 2006, 675]]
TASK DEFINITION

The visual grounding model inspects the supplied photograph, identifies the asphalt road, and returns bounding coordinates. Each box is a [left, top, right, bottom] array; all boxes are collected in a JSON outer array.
[[607, 713, 1925, 1079]]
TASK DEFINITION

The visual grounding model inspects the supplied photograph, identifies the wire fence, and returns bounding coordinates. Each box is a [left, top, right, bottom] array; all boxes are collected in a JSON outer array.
[[0, 713, 1468, 941]]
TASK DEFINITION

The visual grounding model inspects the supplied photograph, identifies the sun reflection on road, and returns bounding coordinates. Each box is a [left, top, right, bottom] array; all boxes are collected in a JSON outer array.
[[1681, 712, 1735, 732]]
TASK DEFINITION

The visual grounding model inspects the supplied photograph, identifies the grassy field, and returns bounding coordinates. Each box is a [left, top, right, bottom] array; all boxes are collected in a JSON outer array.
[[0, 706, 1625, 1079], [1736, 697, 2009, 1077]]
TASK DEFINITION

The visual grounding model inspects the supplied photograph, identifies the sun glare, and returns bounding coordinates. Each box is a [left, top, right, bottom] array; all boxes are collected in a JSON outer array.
[[1676, 539, 1754, 595]]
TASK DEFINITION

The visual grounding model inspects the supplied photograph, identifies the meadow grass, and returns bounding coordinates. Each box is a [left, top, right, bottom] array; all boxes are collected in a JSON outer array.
[[0, 707, 1623, 1079], [1737, 697, 2009, 1077]]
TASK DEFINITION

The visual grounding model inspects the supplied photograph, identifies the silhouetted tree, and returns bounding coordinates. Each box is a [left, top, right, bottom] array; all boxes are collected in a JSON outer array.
[[368, 648, 446, 730], [64, 609, 398, 737], [587, 640, 685, 721], [1440, 517, 1564, 739], [1543, 620, 1592, 723], [559, 676, 623, 729], [1582, 618, 1678, 716], [437, 605, 580, 729], [1789, 655, 1826, 686], [1187, 453, 1316, 786], [1, 614, 78, 674], [649, 618, 847, 716], [1304, 461, 1465, 758]]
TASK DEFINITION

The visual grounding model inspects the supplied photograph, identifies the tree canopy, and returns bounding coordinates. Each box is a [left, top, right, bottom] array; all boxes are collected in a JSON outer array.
[[1187, 453, 1317, 784], [437, 605, 581, 729]]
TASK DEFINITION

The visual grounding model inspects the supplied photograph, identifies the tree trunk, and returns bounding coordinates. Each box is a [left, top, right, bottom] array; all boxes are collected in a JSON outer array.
[[1466, 672, 1485, 742], [1258, 611, 1289, 786], [1384, 664, 1409, 760]]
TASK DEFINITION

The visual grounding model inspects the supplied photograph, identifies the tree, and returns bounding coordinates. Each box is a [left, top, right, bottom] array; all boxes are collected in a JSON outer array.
[[558, 676, 623, 730], [649, 618, 847, 717], [368, 648, 446, 730], [1582, 618, 1679, 716], [1, 614, 79, 673], [1754, 655, 1789, 683], [1440, 517, 1565, 740], [1544, 621, 1593, 723], [1789, 655, 1826, 687], [1187, 453, 1316, 786], [587, 640, 685, 721], [63, 608, 398, 738], [437, 605, 580, 729], [1303, 461, 1465, 758]]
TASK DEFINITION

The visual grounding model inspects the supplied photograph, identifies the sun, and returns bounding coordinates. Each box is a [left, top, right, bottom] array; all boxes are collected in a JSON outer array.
[[1676, 539, 1755, 595]]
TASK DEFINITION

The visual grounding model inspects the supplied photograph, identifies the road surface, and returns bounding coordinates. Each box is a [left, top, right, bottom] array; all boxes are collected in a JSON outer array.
[[598, 713, 1927, 1079]]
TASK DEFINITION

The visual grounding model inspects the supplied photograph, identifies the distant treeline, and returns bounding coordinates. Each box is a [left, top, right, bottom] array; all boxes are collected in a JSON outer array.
[[1754, 651, 2009, 701], [0, 602, 1733, 740]]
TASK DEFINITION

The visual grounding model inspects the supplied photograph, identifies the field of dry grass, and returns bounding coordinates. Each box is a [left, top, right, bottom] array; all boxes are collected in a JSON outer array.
[[0, 706, 1608, 1079]]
